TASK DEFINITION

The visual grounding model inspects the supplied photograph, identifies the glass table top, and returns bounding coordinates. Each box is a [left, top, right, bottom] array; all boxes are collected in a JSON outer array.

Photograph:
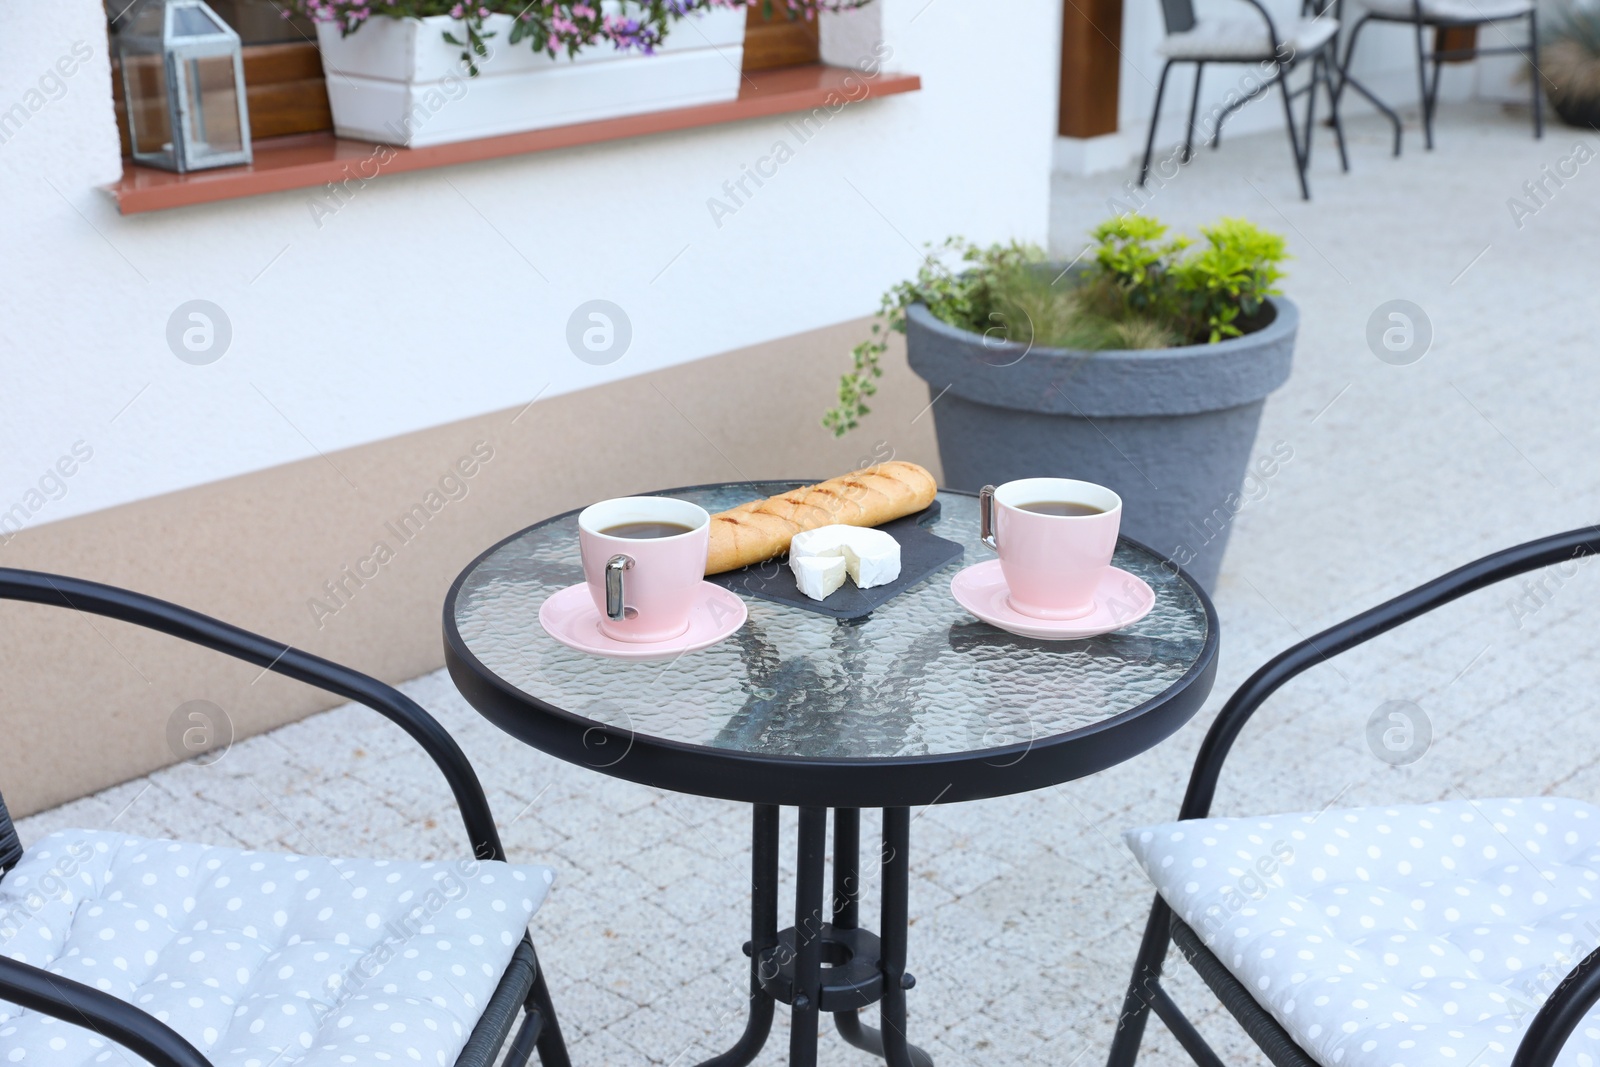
[[448, 483, 1213, 765]]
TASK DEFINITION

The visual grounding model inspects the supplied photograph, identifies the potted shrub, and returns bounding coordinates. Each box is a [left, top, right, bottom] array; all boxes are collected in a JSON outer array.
[[1542, 2, 1600, 130], [827, 216, 1296, 590], [295, 1, 865, 147]]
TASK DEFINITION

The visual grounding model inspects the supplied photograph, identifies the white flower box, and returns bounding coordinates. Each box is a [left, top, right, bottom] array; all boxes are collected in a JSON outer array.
[[315, 9, 746, 148]]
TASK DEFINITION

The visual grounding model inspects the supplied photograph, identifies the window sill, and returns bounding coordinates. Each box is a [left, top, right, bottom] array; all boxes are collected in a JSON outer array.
[[106, 63, 919, 215]]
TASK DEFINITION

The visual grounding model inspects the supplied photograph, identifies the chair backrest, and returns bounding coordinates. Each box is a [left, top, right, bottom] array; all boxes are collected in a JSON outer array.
[[0, 567, 509, 866], [0, 792, 20, 874], [1160, 0, 1197, 34], [1178, 525, 1600, 823]]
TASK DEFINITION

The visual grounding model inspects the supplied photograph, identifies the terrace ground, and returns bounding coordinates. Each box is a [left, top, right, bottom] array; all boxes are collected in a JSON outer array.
[[21, 100, 1600, 1066]]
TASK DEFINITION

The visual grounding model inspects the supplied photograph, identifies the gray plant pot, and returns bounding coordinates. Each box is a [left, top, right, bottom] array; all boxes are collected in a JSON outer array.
[[905, 296, 1297, 590]]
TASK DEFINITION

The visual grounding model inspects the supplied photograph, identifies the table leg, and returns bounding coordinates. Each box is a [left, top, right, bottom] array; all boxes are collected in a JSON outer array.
[[833, 809, 933, 1067], [696, 805, 931, 1067], [879, 808, 932, 1067], [696, 804, 778, 1067], [789, 806, 828, 1067], [833, 808, 861, 930], [832, 809, 871, 1052]]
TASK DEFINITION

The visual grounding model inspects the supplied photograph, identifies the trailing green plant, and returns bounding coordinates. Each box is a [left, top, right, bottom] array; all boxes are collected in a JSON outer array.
[[824, 215, 1288, 436], [823, 238, 1045, 437]]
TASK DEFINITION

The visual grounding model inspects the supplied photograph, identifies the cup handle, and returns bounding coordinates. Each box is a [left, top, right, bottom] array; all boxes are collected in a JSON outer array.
[[604, 554, 634, 620], [979, 485, 999, 552]]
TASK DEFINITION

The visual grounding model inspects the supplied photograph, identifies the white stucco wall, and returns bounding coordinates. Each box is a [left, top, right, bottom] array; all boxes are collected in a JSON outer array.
[[0, 1, 1060, 531]]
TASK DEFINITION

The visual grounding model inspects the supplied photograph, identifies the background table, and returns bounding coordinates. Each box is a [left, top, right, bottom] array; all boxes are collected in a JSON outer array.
[[444, 482, 1219, 1067]]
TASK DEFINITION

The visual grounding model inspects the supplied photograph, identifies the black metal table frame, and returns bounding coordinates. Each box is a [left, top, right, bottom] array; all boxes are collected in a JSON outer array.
[[443, 483, 1222, 1067], [701, 806, 931, 1067]]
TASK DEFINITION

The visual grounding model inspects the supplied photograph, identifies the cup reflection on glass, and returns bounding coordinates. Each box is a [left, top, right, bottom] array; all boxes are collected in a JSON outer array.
[[978, 477, 1122, 620], [577, 496, 710, 642]]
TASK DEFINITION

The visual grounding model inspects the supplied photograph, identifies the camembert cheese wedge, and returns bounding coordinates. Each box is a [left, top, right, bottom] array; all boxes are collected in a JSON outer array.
[[788, 524, 902, 600]]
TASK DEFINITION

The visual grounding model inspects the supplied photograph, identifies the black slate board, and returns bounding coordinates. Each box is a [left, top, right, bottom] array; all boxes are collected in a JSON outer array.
[[705, 501, 964, 620]]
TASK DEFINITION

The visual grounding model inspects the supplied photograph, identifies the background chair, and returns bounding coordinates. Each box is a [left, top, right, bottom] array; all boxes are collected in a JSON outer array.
[[1336, 0, 1542, 150], [0, 568, 571, 1067], [1144, 0, 1348, 199], [1105, 525, 1600, 1067]]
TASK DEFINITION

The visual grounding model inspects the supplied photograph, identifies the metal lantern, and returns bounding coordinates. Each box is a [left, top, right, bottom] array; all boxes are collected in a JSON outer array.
[[116, 0, 252, 172]]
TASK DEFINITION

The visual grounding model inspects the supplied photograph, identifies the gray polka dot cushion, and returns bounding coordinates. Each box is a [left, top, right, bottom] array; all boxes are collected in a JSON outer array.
[[1126, 797, 1600, 1067], [0, 830, 556, 1066]]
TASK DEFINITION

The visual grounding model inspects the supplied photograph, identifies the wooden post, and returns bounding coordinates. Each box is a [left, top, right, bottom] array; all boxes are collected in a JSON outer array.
[[1059, 0, 1125, 137], [743, 5, 821, 72]]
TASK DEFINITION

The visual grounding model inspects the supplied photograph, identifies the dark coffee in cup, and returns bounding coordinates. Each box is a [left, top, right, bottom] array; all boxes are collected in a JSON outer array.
[[579, 496, 711, 642], [600, 521, 698, 539], [1015, 501, 1106, 517]]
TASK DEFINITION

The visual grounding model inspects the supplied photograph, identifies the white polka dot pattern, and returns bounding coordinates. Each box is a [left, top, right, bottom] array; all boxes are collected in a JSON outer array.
[[1126, 798, 1600, 1067], [0, 831, 555, 1066]]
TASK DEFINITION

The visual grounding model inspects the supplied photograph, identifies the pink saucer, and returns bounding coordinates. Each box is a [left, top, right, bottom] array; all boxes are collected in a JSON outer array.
[[538, 581, 747, 661], [950, 559, 1155, 640]]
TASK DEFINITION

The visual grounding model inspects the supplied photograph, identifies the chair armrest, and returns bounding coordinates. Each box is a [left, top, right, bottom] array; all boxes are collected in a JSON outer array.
[[0, 568, 508, 863], [1232, 0, 1287, 59], [1177, 526, 1600, 821], [1512, 946, 1600, 1067], [0, 955, 213, 1067]]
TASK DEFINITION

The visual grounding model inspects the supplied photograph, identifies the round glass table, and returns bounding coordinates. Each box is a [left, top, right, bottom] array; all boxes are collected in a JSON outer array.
[[444, 482, 1219, 1067]]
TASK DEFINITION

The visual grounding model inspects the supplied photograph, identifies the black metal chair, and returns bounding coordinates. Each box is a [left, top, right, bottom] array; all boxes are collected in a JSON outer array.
[[1142, 0, 1348, 199], [0, 568, 571, 1067], [1106, 525, 1600, 1067], [1335, 0, 1542, 151]]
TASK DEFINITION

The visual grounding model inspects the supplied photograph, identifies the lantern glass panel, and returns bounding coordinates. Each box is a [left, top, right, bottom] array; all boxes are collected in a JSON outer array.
[[179, 54, 244, 157], [124, 52, 174, 157], [171, 5, 226, 36]]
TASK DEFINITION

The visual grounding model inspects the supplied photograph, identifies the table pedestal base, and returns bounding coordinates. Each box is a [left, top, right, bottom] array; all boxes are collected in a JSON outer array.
[[696, 805, 933, 1067], [757, 923, 885, 1011]]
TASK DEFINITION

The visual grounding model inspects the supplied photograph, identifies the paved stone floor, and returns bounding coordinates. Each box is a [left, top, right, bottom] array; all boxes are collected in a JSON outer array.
[[20, 101, 1600, 1066]]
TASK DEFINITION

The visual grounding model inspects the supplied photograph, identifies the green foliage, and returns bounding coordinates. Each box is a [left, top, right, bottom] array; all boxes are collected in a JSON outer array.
[[824, 215, 1289, 436], [986, 261, 1181, 352], [1089, 215, 1287, 343], [1089, 215, 1190, 315], [1171, 217, 1288, 342]]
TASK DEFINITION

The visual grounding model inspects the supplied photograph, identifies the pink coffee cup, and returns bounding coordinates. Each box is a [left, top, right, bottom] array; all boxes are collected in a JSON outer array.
[[578, 496, 710, 643], [978, 477, 1122, 620]]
